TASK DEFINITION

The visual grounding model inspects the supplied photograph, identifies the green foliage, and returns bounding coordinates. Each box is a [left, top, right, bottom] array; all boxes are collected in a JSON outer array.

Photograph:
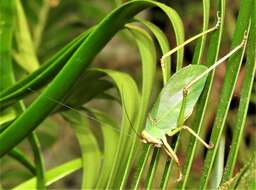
[[0, 0, 255, 189]]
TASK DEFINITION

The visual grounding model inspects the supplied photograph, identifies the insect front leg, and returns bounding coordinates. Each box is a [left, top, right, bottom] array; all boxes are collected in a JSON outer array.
[[161, 137, 183, 182]]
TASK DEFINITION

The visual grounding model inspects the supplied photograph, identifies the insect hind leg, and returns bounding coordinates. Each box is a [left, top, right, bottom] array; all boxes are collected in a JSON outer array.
[[161, 137, 183, 182]]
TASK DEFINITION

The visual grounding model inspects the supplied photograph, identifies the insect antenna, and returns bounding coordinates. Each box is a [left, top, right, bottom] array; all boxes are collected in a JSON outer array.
[[120, 87, 141, 139], [26, 87, 133, 136]]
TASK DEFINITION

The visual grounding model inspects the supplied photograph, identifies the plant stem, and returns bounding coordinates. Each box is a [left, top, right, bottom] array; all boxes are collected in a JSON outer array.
[[130, 144, 151, 189], [144, 148, 161, 189], [8, 148, 36, 174]]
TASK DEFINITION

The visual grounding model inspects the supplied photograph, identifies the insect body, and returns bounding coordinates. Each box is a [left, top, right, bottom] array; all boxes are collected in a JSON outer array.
[[141, 65, 210, 180], [141, 64, 207, 141], [142, 64, 207, 141]]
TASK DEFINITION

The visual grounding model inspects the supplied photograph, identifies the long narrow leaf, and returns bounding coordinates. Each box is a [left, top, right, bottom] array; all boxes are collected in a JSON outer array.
[[7, 148, 36, 175], [222, 2, 256, 182], [13, 0, 39, 72], [0, 0, 161, 157], [93, 68, 139, 189], [116, 23, 156, 188], [62, 111, 102, 189], [180, 0, 225, 188], [199, 0, 252, 188], [0, 29, 91, 107], [13, 158, 82, 190], [129, 19, 170, 189], [28, 133, 46, 190]]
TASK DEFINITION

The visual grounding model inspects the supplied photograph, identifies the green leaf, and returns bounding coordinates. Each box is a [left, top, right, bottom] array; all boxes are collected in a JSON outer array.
[[89, 109, 120, 189], [0, 0, 15, 92], [180, 0, 225, 188], [0, 0, 183, 157], [0, 29, 91, 107], [209, 136, 225, 189], [199, 0, 252, 188], [28, 133, 46, 190], [13, 0, 40, 73], [12, 158, 82, 190], [92, 68, 140, 189], [0, 107, 17, 126], [135, 18, 170, 82], [222, 0, 256, 182], [117, 24, 156, 188], [7, 148, 36, 175], [62, 111, 102, 189]]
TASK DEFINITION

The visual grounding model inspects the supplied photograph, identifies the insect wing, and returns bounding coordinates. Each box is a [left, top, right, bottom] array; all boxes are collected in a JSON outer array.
[[149, 65, 208, 132]]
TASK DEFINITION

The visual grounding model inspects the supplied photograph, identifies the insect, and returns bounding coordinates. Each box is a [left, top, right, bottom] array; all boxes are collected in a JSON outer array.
[[140, 15, 248, 181]]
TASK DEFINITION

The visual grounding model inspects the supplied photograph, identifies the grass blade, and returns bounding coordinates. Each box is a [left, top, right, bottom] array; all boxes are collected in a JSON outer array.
[[62, 111, 102, 189], [0, 1, 46, 189], [191, 0, 210, 66], [221, 2, 256, 182], [117, 23, 156, 189], [144, 148, 161, 189], [28, 133, 46, 190], [209, 136, 225, 189], [0, 0, 15, 92], [199, 0, 252, 188], [130, 144, 151, 189], [91, 109, 119, 189], [180, 0, 225, 188], [13, 158, 82, 190], [0, 0, 158, 157], [13, 0, 39, 72], [7, 148, 36, 175], [94, 68, 140, 189], [161, 0, 212, 187], [0, 29, 91, 107]]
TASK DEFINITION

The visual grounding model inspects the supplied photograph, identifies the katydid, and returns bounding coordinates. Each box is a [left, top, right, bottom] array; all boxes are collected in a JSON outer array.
[[140, 23, 248, 181]]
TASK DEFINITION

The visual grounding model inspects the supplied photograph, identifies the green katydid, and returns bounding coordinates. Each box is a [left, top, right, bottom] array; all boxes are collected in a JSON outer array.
[[140, 18, 248, 181]]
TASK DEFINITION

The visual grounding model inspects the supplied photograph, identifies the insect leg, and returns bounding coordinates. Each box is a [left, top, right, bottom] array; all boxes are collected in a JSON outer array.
[[182, 125, 213, 149], [167, 125, 213, 149], [160, 13, 221, 72], [185, 31, 248, 90], [161, 137, 183, 182], [177, 88, 188, 126]]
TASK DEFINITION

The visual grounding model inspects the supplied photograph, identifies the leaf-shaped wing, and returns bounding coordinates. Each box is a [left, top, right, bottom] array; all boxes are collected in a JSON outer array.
[[147, 65, 208, 133]]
